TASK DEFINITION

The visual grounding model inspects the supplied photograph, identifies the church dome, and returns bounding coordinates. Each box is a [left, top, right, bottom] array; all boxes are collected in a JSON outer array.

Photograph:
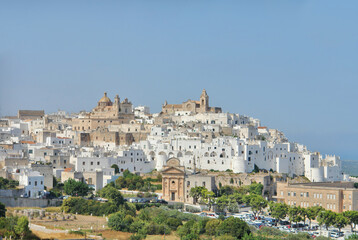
[[98, 92, 112, 106]]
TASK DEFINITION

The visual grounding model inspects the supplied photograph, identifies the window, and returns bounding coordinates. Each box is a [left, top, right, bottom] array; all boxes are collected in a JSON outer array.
[[91, 162, 93, 165], [202, 182, 206, 187], [300, 192, 303, 197], [64, 160, 67, 164], [41, 181, 43, 185], [35, 181, 37, 186], [293, 192, 296, 197], [306, 192, 309, 197], [29, 181, 31, 185], [288, 192, 291, 196], [97, 162, 100, 165], [281, 191, 283, 196], [83, 162, 85, 165]]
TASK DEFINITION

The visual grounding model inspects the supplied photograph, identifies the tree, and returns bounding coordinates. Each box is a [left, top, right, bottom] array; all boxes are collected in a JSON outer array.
[[288, 206, 303, 225], [346, 234, 358, 239], [202, 189, 215, 211], [14, 216, 29, 240], [343, 211, 358, 232], [111, 164, 119, 174], [166, 218, 182, 230], [217, 217, 251, 239], [98, 185, 124, 206], [205, 219, 222, 236], [0, 201, 6, 217], [299, 207, 308, 225], [177, 220, 198, 240], [334, 213, 348, 232], [248, 183, 263, 195], [189, 186, 206, 204], [249, 195, 267, 217], [220, 186, 235, 196], [216, 196, 229, 212], [252, 164, 260, 173], [306, 206, 323, 228], [269, 202, 288, 225], [108, 211, 127, 231], [63, 179, 91, 196], [0, 177, 19, 189], [317, 210, 336, 230]]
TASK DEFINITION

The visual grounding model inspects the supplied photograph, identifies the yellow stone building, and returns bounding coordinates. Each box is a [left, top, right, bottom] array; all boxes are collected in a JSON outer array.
[[275, 182, 358, 213], [161, 158, 217, 203], [161, 89, 222, 115], [72, 92, 134, 131]]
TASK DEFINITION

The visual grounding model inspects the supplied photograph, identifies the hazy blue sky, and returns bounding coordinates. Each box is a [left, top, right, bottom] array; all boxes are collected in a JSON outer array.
[[1, 1, 357, 160]]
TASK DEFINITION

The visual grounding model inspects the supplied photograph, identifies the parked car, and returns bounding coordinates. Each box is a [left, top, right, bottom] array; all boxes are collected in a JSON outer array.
[[207, 213, 219, 219], [159, 199, 168, 204], [330, 231, 344, 238]]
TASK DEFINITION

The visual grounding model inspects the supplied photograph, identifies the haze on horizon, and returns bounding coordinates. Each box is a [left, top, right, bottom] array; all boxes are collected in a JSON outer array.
[[1, 1, 358, 160]]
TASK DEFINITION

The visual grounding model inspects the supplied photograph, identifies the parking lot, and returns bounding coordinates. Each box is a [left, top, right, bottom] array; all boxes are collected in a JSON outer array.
[[195, 210, 355, 239]]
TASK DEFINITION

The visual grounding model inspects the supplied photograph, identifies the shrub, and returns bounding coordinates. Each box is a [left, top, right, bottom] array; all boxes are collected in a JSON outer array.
[[217, 217, 251, 239], [185, 205, 201, 213], [173, 202, 184, 209], [144, 222, 171, 235], [166, 218, 182, 230], [108, 211, 128, 231], [205, 219, 222, 236], [217, 235, 237, 240]]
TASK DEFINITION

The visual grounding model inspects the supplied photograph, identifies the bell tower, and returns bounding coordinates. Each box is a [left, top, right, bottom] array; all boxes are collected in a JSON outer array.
[[200, 89, 209, 112], [114, 94, 120, 116]]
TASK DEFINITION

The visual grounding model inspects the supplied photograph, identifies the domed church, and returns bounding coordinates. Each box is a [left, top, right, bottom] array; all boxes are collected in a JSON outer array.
[[72, 92, 134, 131]]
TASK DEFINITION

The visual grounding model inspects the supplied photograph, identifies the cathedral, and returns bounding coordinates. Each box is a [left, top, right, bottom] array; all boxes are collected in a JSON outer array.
[[161, 89, 222, 115], [72, 92, 134, 131]]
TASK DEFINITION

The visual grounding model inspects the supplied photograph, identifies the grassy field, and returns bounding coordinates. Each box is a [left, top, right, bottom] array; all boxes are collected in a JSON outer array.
[[31, 214, 108, 231]]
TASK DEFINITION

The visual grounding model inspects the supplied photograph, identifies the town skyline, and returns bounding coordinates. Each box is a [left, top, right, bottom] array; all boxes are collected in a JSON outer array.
[[1, 0, 357, 160]]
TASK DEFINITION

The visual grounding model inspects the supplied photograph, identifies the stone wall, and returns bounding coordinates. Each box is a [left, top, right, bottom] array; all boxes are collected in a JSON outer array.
[[0, 196, 62, 208]]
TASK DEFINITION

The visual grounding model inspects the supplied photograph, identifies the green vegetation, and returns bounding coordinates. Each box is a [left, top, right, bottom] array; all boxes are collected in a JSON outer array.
[[115, 170, 162, 192], [0, 177, 19, 189], [49, 177, 64, 198], [269, 202, 288, 223], [111, 164, 120, 174], [343, 211, 358, 232], [0, 216, 38, 239], [108, 206, 204, 239], [63, 178, 92, 196], [0, 202, 6, 217]]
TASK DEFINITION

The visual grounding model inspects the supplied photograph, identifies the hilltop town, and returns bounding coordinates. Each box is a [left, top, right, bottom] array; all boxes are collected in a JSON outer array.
[[1, 90, 358, 239], [0, 90, 352, 204]]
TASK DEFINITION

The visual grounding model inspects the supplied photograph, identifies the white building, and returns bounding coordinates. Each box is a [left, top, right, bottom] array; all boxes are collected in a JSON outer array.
[[19, 170, 45, 198]]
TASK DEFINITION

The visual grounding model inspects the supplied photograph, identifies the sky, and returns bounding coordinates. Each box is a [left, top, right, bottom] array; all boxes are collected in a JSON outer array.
[[0, 1, 358, 160]]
